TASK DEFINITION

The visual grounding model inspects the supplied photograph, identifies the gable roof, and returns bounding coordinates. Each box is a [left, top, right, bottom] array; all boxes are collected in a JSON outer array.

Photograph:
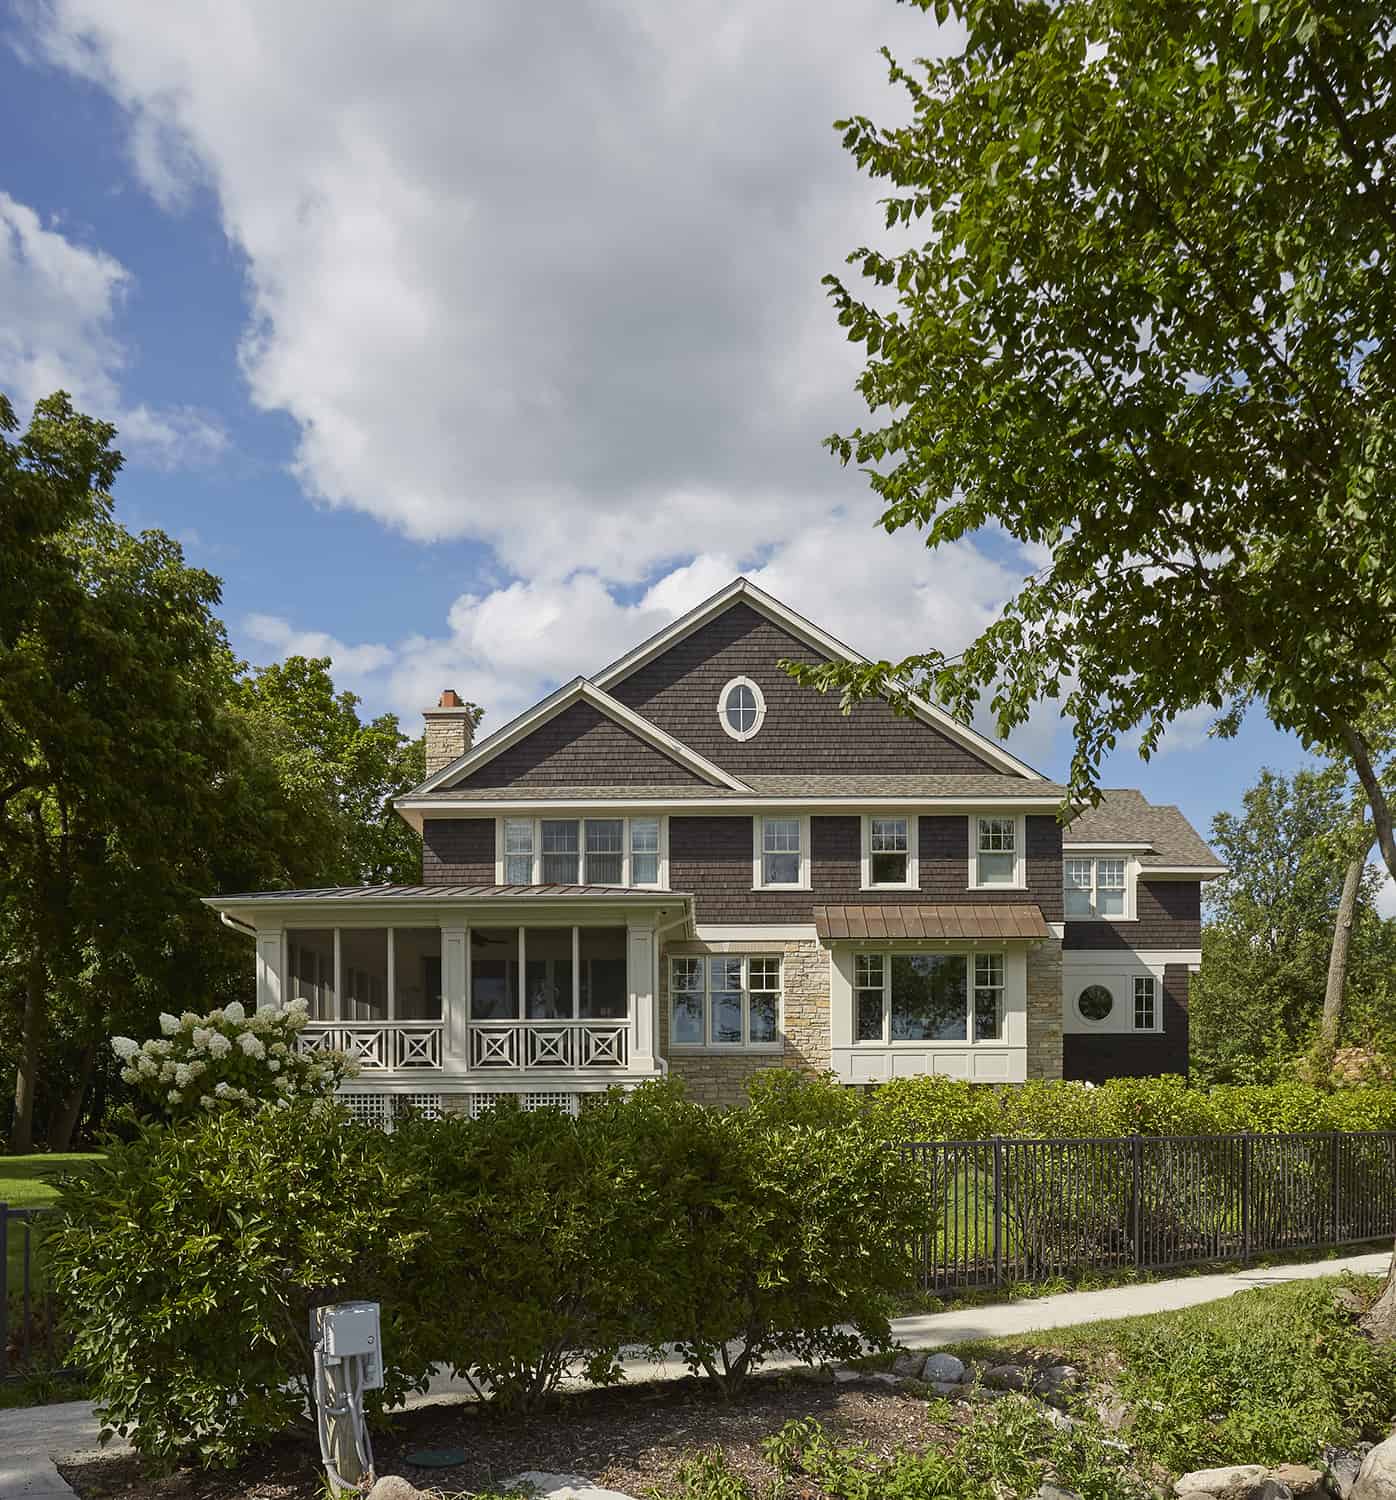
[[592, 577, 1044, 781], [411, 676, 752, 797], [1064, 789, 1224, 875]]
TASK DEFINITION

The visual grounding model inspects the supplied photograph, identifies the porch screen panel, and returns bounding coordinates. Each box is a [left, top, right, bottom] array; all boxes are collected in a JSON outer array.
[[579, 927, 627, 1019], [890, 954, 968, 1041], [394, 928, 443, 1020], [471, 928, 520, 1018], [525, 927, 574, 1019], [286, 929, 335, 1020], [340, 929, 389, 1022]]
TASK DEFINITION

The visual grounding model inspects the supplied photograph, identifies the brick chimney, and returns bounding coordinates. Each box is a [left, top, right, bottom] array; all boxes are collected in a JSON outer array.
[[423, 689, 477, 778]]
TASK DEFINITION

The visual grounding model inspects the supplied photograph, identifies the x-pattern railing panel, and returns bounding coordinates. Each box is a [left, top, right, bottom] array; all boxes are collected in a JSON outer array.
[[298, 1022, 444, 1071], [469, 1020, 630, 1071]]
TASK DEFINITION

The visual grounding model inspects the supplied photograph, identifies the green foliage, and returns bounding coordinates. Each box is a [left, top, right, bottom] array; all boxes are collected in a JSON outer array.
[[111, 999, 354, 1119], [1114, 1277, 1396, 1469], [46, 1102, 436, 1468], [1191, 766, 1396, 1082], [858, 1071, 1396, 1141], [760, 1401, 1147, 1500], [795, 0, 1396, 883]]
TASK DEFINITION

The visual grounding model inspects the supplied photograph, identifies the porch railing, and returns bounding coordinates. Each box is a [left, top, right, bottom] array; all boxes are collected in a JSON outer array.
[[468, 1020, 630, 1070], [299, 1021, 444, 1071]]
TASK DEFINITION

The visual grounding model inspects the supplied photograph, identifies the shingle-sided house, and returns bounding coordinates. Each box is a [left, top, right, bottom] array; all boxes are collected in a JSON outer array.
[[205, 579, 1224, 1122]]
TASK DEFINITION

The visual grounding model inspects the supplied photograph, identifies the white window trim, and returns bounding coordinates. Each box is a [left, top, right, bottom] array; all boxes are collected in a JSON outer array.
[[860, 813, 919, 891], [1072, 981, 1117, 1027], [1133, 974, 1161, 1033], [967, 813, 1027, 891], [1063, 851, 1138, 921], [752, 813, 811, 890], [495, 815, 668, 889], [718, 675, 767, 741], [852, 948, 1006, 1045], [668, 952, 784, 1052]]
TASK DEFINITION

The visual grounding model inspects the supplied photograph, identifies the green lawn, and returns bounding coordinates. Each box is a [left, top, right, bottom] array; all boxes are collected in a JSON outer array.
[[3, 1153, 104, 1301]]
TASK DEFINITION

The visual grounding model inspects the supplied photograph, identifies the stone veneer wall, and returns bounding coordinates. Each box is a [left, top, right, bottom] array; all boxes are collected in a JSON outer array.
[[1026, 936, 1064, 1080], [658, 938, 831, 1107]]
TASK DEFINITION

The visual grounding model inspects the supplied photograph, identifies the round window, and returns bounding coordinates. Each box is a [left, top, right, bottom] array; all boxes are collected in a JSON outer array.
[[718, 676, 765, 740], [1077, 984, 1114, 1022]]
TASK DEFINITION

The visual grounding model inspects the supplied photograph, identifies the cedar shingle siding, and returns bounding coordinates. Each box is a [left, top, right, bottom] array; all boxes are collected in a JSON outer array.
[[1063, 964, 1190, 1081], [1062, 879, 1201, 950], [608, 603, 1000, 775], [422, 818, 496, 883], [667, 813, 1063, 924], [452, 702, 708, 789]]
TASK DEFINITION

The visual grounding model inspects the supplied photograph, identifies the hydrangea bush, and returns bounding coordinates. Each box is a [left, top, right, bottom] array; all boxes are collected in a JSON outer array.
[[111, 998, 356, 1118]]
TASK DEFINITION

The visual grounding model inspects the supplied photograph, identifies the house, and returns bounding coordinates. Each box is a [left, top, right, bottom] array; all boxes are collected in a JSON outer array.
[[205, 578, 1223, 1123]]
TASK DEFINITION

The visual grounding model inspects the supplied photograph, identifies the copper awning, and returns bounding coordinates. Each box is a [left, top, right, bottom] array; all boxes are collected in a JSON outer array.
[[812, 903, 1051, 942]]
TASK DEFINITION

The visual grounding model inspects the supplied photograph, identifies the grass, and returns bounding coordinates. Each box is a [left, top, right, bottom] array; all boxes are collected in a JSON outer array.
[[3, 1152, 104, 1299]]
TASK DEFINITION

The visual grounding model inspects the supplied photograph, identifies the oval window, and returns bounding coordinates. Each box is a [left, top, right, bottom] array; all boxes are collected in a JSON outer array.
[[719, 677, 765, 740], [1077, 984, 1113, 1022]]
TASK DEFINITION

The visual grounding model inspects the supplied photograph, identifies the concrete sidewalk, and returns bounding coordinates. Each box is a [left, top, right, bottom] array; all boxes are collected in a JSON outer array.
[[3, 1249, 1388, 1482]]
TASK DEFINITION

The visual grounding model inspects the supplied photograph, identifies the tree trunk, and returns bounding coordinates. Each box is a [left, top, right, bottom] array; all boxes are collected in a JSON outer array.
[[9, 953, 46, 1153], [1338, 720, 1396, 884], [1363, 1259, 1396, 1341], [1317, 832, 1373, 1072], [47, 1042, 96, 1152]]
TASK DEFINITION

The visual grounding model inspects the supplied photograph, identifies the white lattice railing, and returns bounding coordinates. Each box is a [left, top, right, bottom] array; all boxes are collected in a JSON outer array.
[[298, 1022, 444, 1071], [468, 1020, 629, 1071]]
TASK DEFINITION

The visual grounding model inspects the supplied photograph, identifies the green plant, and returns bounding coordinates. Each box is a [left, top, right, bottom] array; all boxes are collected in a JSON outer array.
[[666, 1447, 759, 1500], [111, 998, 355, 1119], [46, 1102, 435, 1468]]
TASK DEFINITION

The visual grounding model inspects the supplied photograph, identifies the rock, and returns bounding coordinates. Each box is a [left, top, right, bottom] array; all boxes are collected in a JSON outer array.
[[1325, 1449, 1364, 1500], [1176, 1494, 1216, 1500], [833, 1367, 862, 1384], [1265, 1466, 1325, 1498], [1174, 1467, 1266, 1497], [1220, 1481, 1292, 1500], [501, 1474, 639, 1500], [922, 1352, 967, 1384], [866, 1371, 904, 1388], [1036, 1486, 1082, 1500], [1095, 1395, 1129, 1432], [983, 1362, 1030, 1391], [927, 1380, 967, 1397], [891, 1351, 925, 1378], [1354, 1434, 1396, 1500], [1033, 1364, 1083, 1403], [369, 1481, 428, 1500]]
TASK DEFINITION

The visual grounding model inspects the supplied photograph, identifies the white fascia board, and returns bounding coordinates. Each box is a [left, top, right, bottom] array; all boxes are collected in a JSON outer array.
[[407, 677, 750, 796], [398, 794, 1071, 815], [1064, 948, 1204, 968], [693, 924, 821, 942], [204, 894, 694, 931], [591, 577, 1045, 782], [1061, 841, 1154, 852], [1138, 866, 1228, 880]]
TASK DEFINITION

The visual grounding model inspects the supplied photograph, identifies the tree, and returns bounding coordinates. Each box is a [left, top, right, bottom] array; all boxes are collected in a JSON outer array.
[[1190, 767, 1394, 1083], [795, 0, 1396, 877]]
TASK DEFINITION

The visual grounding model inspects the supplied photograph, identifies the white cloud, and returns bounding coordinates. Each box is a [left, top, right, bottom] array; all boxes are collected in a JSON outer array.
[[1375, 870, 1396, 921], [30, 0, 957, 572], [0, 190, 226, 465]]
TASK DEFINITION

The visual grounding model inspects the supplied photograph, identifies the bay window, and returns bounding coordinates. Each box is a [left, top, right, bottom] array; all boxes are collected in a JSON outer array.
[[670, 954, 782, 1048], [1064, 855, 1129, 917], [864, 815, 916, 889], [500, 816, 666, 887], [854, 950, 1005, 1044]]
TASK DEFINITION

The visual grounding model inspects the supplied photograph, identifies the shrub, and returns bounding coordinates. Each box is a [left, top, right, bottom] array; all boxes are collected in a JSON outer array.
[[1114, 1276, 1396, 1469], [110, 999, 355, 1119], [46, 1102, 435, 1468]]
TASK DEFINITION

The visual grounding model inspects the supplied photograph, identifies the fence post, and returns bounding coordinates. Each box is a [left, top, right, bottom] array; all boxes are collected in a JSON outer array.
[[1131, 1135, 1143, 1271], [1241, 1133, 1253, 1263], [992, 1136, 1004, 1288], [1331, 1130, 1341, 1246]]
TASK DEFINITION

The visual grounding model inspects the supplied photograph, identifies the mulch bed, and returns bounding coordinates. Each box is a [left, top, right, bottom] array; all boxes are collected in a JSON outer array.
[[58, 1371, 967, 1500]]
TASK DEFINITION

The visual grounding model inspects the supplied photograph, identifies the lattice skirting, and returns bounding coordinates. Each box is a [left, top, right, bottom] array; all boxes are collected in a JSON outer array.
[[339, 1093, 445, 1130], [465, 1090, 581, 1118]]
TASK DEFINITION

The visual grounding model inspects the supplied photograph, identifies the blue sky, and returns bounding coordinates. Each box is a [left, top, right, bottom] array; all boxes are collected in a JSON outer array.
[[0, 2, 1335, 878]]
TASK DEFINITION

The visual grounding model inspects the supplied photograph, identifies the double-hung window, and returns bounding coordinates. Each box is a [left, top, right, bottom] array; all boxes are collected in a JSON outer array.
[[863, 815, 916, 889], [972, 816, 1022, 887], [1133, 975, 1158, 1030], [853, 951, 1006, 1044], [670, 954, 782, 1048], [501, 816, 664, 887], [755, 815, 808, 889], [1063, 855, 1128, 917]]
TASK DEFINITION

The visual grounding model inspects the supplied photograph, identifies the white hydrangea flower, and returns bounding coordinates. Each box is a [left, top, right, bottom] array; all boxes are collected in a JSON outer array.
[[268, 1059, 281, 1073], [207, 1007, 225, 1023], [159, 1061, 178, 1083], [270, 1041, 289, 1057], [159, 1013, 180, 1036], [180, 1011, 201, 1028], [237, 1031, 266, 1060], [207, 1032, 232, 1058], [274, 1075, 294, 1094], [186, 1059, 206, 1078], [120, 1066, 139, 1084], [167, 1089, 182, 1105], [112, 1036, 139, 1060], [191, 1027, 212, 1051], [287, 997, 309, 1015], [200, 1094, 215, 1108], [214, 1081, 232, 1097], [137, 1055, 158, 1077], [224, 1001, 246, 1023]]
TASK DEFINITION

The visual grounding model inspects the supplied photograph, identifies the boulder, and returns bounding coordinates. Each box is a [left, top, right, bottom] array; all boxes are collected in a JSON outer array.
[[1264, 1466, 1325, 1498], [1354, 1435, 1396, 1500], [1033, 1364, 1083, 1398], [1035, 1486, 1082, 1500], [501, 1474, 639, 1500], [927, 1380, 967, 1397], [891, 1351, 926, 1379], [1174, 1466, 1266, 1497], [983, 1363, 1030, 1391], [1220, 1481, 1292, 1500], [369, 1480, 428, 1500], [922, 1352, 967, 1384], [1095, 1395, 1129, 1432], [1325, 1449, 1365, 1500]]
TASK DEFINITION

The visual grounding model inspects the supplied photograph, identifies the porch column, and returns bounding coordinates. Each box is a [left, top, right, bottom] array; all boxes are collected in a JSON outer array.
[[443, 924, 467, 1061], [627, 918, 657, 1074], [256, 929, 283, 1010]]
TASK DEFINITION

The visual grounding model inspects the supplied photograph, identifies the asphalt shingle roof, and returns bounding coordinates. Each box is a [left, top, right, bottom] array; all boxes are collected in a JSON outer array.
[[406, 774, 1066, 802], [1064, 789, 1223, 869]]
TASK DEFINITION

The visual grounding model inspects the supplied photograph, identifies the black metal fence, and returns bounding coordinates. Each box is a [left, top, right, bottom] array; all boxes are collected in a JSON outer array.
[[902, 1131, 1396, 1292], [1, 1204, 68, 1380]]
